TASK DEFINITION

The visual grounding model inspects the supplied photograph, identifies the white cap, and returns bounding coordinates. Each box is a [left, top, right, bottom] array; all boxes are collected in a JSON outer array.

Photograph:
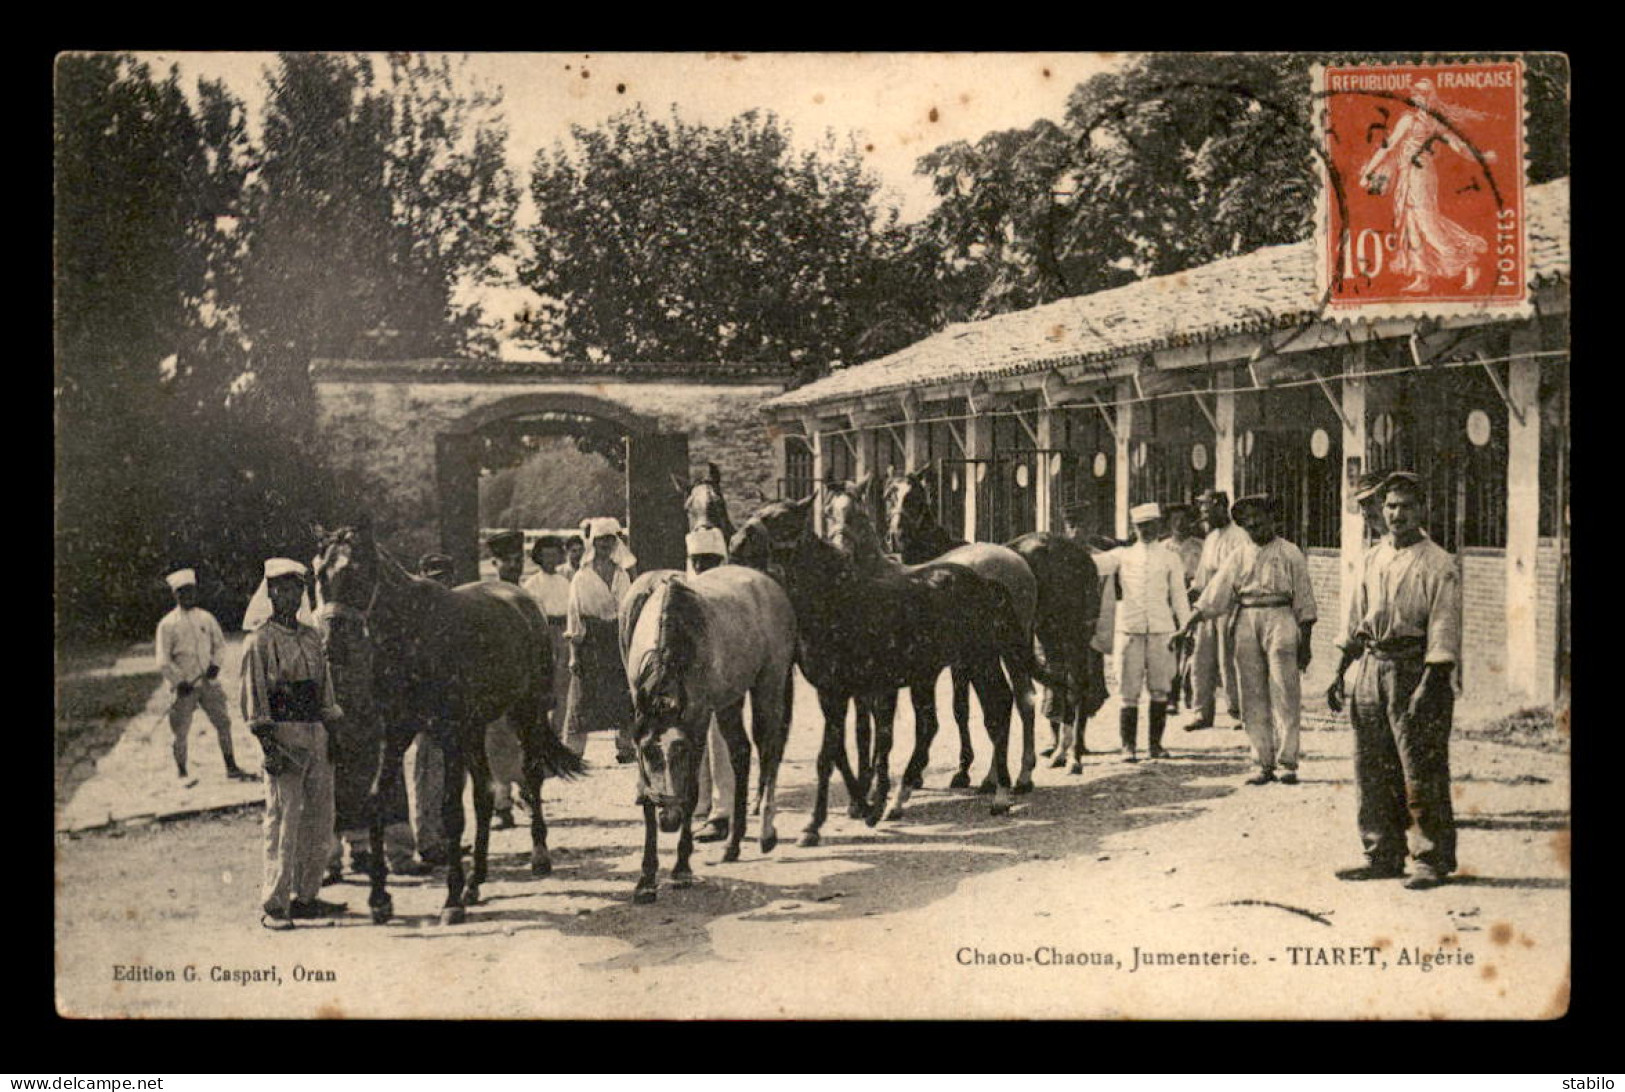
[[264, 557, 308, 580], [1129, 502, 1162, 524], [587, 516, 624, 539], [685, 527, 727, 557], [164, 568, 196, 590]]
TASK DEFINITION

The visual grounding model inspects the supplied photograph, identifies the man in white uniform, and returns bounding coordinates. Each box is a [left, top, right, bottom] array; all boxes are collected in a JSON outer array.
[[1094, 503, 1192, 762], [155, 568, 250, 781]]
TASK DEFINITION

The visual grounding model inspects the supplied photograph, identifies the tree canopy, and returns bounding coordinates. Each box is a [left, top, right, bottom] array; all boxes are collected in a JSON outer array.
[[519, 106, 942, 376]]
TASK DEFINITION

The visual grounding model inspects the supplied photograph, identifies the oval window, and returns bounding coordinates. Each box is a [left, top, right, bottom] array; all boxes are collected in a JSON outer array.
[[1093, 452, 1109, 478], [1133, 442, 1148, 469], [975, 463, 987, 484], [1310, 428, 1331, 459], [1050, 452, 1063, 476], [1371, 412, 1395, 447], [1015, 464, 1030, 489], [1191, 443, 1209, 471], [1466, 409, 1492, 447], [1242, 430, 1256, 458]]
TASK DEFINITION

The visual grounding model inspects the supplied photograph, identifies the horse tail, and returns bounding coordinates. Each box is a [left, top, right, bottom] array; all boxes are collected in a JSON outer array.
[[991, 582, 1037, 683], [631, 579, 703, 725], [531, 712, 587, 780]]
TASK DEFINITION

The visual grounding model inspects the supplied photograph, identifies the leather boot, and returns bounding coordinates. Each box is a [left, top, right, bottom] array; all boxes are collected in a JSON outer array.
[[1148, 701, 1170, 758], [1119, 705, 1139, 763]]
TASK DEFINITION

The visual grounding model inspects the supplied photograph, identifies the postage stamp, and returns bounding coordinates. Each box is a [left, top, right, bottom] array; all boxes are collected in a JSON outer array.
[[1315, 59, 1529, 319]]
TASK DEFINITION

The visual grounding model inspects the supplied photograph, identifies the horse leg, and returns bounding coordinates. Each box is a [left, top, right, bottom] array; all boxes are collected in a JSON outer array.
[[672, 763, 698, 888], [463, 729, 495, 907], [865, 688, 898, 828], [438, 735, 469, 925], [516, 691, 553, 877], [718, 701, 751, 864], [801, 690, 846, 848], [854, 697, 875, 812], [366, 729, 411, 925], [971, 657, 1015, 816], [890, 682, 937, 820], [750, 669, 791, 854], [634, 803, 659, 904], [1012, 668, 1038, 795], [949, 668, 974, 789]]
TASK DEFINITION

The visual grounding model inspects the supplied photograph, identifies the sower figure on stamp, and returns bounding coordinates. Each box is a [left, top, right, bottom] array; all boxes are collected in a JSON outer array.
[[1094, 502, 1191, 762], [240, 558, 347, 929], [685, 527, 737, 843], [1326, 472, 1463, 891], [1187, 489, 1250, 731], [155, 568, 249, 781], [1176, 495, 1317, 786], [483, 529, 530, 829]]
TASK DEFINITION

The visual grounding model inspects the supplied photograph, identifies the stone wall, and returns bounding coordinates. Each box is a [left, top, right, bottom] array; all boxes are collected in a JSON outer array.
[[1306, 548, 1342, 689], [313, 373, 785, 561], [1461, 549, 1508, 700]]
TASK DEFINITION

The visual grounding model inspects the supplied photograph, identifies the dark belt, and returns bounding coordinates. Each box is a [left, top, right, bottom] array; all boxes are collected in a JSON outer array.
[[546, 614, 567, 626], [1364, 637, 1426, 661], [268, 680, 323, 722], [1238, 596, 1292, 609]]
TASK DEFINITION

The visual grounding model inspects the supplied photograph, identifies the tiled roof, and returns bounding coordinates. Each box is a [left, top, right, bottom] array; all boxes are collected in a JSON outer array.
[[768, 178, 1570, 412]]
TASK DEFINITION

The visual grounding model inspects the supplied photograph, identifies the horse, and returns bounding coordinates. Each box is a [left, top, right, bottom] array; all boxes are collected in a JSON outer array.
[[731, 495, 1031, 843], [833, 476, 1042, 794], [679, 466, 874, 817], [884, 471, 1105, 774], [617, 564, 797, 903], [312, 520, 585, 926]]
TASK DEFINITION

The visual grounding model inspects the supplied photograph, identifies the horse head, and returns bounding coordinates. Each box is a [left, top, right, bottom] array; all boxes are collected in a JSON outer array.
[[312, 520, 378, 614], [822, 476, 886, 567], [730, 495, 813, 574], [629, 579, 706, 834], [883, 470, 934, 556], [674, 461, 735, 544]]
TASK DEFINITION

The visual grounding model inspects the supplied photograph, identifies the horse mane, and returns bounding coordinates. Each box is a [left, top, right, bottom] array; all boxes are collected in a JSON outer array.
[[631, 578, 705, 724]]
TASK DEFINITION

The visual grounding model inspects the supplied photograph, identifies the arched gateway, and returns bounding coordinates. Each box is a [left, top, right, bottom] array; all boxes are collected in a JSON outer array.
[[311, 359, 793, 583]]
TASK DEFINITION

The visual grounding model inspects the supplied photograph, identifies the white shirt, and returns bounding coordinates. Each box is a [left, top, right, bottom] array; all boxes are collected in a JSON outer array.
[[565, 565, 631, 639], [522, 570, 573, 617], [1094, 539, 1193, 636], [1193, 521, 1252, 594], [155, 606, 226, 687]]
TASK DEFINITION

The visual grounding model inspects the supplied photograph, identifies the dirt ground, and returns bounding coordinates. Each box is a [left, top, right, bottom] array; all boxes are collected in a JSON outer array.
[[54, 667, 1570, 1021]]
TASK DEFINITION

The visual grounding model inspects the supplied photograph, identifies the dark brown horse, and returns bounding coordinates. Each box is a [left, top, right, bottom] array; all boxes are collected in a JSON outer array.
[[885, 471, 1107, 771], [731, 496, 1031, 843], [313, 520, 585, 925]]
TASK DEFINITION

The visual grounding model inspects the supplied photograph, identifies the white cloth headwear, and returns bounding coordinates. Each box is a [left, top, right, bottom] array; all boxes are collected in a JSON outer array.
[[243, 558, 315, 630], [1130, 502, 1162, 524], [164, 568, 196, 590], [582, 516, 637, 570], [685, 527, 728, 558]]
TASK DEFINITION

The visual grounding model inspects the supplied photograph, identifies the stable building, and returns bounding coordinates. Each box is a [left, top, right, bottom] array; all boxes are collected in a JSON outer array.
[[763, 178, 1570, 708]]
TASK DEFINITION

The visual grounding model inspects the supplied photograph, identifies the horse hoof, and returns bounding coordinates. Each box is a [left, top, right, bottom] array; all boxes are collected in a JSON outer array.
[[989, 802, 1012, 817], [798, 831, 821, 848], [370, 899, 393, 926], [1039, 746, 1055, 759], [1014, 780, 1034, 796], [904, 774, 923, 791], [1068, 762, 1083, 776], [531, 853, 553, 877], [633, 887, 657, 905], [1047, 755, 1067, 769], [439, 906, 466, 926], [721, 845, 741, 863], [974, 781, 995, 796], [885, 806, 904, 822], [948, 772, 971, 790], [671, 871, 695, 889], [846, 802, 865, 819], [463, 885, 482, 906], [761, 832, 778, 854]]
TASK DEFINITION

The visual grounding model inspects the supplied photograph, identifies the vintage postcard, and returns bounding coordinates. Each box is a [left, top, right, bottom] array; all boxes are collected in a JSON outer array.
[[54, 51, 1570, 1020]]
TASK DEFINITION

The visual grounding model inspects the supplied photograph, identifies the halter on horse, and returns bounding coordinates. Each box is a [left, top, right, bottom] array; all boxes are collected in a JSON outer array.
[[313, 520, 584, 926]]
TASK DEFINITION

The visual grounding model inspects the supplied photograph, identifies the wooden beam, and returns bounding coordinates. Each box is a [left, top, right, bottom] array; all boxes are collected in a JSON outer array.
[[1090, 393, 1119, 442], [1476, 351, 1528, 428], [1309, 367, 1356, 434]]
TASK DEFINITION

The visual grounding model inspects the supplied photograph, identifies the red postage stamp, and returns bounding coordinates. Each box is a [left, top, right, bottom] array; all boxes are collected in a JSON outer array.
[[1315, 59, 1528, 318]]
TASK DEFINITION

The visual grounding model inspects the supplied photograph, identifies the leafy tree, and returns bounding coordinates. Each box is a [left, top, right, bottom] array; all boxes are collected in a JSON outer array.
[[235, 52, 519, 429], [520, 106, 938, 375]]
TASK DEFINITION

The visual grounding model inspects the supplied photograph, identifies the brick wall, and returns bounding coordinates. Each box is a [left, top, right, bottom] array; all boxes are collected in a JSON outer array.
[[1461, 549, 1508, 700], [314, 378, 784, 560], [1305, 548, 1342, 691], [1536, 537, 1562, 703]]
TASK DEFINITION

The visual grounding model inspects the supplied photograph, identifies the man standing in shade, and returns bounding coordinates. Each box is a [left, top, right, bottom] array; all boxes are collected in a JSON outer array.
[[155, 568, 249, 781], [484, 530, 529, 829], [1093, 503, 1191, 762], [241, 558, 346, 928], [1187, 489, 1250, 730], [1327, 472, 1463, 890], [1177, 495, 1317, 785]]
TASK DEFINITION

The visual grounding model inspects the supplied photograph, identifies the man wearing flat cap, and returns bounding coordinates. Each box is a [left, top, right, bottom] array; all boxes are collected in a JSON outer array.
[[155, 568, 249, 781], [1094, 502, 1192, 761], [1326, 471, 1463, 890], [486, 529, 526, 585], [1189, 490, 1250, 730], [1178, 494, 1318, 786], [1351, 469, 1391, 541], [240, 558, 346, 928]]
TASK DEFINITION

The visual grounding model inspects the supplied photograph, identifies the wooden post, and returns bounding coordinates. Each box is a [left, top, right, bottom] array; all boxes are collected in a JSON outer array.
[[1505, 324, 1543, 702], [965, 411, 991, 542], [1036, 405, 1054, 533], [1340, 343, 1368, 631], [1214, 366, 1237, 504], [1115, 378, 1134, 541]]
